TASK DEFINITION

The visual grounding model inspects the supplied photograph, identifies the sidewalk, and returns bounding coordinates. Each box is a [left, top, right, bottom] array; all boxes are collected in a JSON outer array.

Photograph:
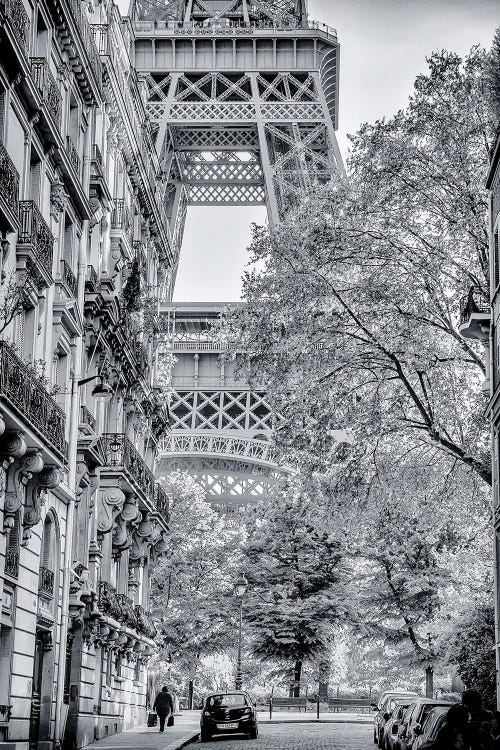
[[87, 712, 200, 750]]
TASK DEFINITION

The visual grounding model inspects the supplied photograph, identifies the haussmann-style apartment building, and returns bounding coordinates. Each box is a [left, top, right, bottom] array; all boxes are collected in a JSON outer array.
[[0, 0, 172, 747]]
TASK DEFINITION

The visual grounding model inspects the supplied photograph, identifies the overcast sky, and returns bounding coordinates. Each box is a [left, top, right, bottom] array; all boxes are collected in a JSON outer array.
[[166, 0, 499, 302]]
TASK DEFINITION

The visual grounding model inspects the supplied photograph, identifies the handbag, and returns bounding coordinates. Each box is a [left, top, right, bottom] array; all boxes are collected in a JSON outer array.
[[147, 712, 158, 727], [167, 714, 174, 727]]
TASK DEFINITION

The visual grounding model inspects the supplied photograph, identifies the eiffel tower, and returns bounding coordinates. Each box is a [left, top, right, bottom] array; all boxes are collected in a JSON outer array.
[[129, 0, 342, 509]]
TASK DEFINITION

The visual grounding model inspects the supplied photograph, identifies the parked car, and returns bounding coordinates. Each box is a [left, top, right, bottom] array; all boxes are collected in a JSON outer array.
[[381, 703, 414, 750], [394, 700, 455, 750], [373, 693, 420, 747], [412, 707, 449, 750], [200, 691, 258, 742]]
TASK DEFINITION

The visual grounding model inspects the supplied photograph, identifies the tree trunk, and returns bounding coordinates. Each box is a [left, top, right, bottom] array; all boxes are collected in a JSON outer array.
[[319, 658, 330, 700], [425, 666, 434, 698], [188, 680, 194, 710], [293, 660, 302, 698]]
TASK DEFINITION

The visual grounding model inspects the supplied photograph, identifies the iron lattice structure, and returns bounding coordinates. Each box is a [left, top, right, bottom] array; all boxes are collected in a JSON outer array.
[[131, 0, 341, 291], [135, 3, 342, 508], [156, 304, 286, 513]]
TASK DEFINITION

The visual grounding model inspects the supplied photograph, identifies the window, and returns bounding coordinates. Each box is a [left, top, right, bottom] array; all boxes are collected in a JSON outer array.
[[5, 512, 20, 578], [105, 650, 113, 686], [114, 653, 122, 678], [495, 229, 499, 292]]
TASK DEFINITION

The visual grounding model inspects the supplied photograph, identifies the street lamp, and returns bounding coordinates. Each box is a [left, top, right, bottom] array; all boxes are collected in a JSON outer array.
[[78, 374, 113, 402], [234, 575, 248, 690]]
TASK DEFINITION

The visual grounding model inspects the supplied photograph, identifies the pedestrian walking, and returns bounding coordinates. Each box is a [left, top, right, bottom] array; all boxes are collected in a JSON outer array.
[[462, 690, 495, 750], [153, 685, 174, 733], [426, 704, 470, 749]]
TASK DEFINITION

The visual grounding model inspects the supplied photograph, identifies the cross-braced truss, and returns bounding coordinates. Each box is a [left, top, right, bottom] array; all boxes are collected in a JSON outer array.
[[169, 390, 274, 431], [142, 68, 339, 213], [131, 0, 307, 27]]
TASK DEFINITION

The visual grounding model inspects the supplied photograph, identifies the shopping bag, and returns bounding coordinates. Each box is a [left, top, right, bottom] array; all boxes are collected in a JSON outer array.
[[167, 715, 174, 727], [147, 712, 158, 727]]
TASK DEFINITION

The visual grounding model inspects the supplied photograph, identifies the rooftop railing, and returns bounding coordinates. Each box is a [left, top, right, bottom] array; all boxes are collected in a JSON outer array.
[[134, 18, 337, 38], [0, 341, 66, 459]]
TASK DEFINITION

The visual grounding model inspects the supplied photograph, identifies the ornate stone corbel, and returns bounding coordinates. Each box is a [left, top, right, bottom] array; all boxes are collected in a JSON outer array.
[[129, 512, 155, 563], [112, 497, 141, 552], [69, 568, 94, 624], [22, 465, 63, 544], [50, 182, 69, 220], [2, 440, 37, 531], [97, 486, 126, 537]]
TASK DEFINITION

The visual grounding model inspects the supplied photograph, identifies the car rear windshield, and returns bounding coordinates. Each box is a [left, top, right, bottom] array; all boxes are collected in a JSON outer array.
[[207, 694, 248, 709]]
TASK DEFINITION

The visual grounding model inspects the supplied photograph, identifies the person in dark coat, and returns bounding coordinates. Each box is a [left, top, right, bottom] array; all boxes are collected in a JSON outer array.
[[462, 690, 495, 750], [428, 704, 470, 749], [153, 685, 174, 732]]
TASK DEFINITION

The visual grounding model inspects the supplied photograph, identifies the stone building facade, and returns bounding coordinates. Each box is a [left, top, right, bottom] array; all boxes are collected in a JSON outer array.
[[487, 131, 500, 708], [0, 0, 171, 748]]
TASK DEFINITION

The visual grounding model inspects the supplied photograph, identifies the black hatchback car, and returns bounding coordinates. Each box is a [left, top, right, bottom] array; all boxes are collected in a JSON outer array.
[[200, 691, 258, 742]]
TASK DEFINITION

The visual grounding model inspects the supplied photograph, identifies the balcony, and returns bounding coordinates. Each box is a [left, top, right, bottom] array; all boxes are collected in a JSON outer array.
[[98, 580, 124, 621], [39, 566, 54, 598], [101, 433, 155, 501], [17, 200, 54, 285], [66, 136, 81, 179], [0, 0, 30, 57], [154, 482, 169, 516], [0, 341, 66, 460], [30, 58, 62, 132], [459, 287, 491, 341], [85, 264, 99, 293], [80, 404, 96, 430], [120, 594, 139, 630], [0, 140, 19, 233], [59, 259, 78, 297], [4, 547, 19, 578], [135, 605, 157, 639]]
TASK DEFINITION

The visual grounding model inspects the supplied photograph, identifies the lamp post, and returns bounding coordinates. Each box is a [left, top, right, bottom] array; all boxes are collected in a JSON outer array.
[[234, 575, 248, 690]]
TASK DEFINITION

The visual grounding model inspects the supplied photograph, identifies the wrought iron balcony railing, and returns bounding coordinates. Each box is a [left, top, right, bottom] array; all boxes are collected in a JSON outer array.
[[111, 199, 132, 231], [134, 605, 157, 639], [101, 433, 155, 501], [85, 264, 99, 292], [59, 259, 78, 297], [66, 136, 81, 178], [0, 0, 30, 55], [80, 404, 96, 430], [18, 200, 54, 281], [459, 287, 490, 326], [30, 58, 62, 130], [0, 341, 66, 459], [154, 482, 169, 516], [39, 566, 55, 597], [91, 23, 108, 55], [91, 143, 104, 173], [98, 580, 124, 621], [120, 594, 139, 630], [0, 140, 20, 231], [4, 547, 19, 578]]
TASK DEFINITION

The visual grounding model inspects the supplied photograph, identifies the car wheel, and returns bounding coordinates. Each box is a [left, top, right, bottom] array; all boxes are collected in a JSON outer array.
[[248, 727, 258, 740], [200, 731, 212, 742]]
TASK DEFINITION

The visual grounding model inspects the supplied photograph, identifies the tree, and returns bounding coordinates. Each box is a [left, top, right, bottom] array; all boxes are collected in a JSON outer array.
[[448, 604, 496, 708], [151, 473, 241, 704], [228, 47, 497, 486], [241, 479, 351, 696]]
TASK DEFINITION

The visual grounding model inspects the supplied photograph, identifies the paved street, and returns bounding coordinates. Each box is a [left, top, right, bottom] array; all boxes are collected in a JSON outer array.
[[191, 722, 373, 749], [89, 713, 200, 750]]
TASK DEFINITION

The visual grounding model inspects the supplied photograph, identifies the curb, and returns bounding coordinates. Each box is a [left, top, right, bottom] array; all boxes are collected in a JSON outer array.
[[161, 729, 200, 750]]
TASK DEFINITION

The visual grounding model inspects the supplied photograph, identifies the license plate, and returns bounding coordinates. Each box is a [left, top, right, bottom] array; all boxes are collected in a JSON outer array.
[[217, 722, 238, 730]]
